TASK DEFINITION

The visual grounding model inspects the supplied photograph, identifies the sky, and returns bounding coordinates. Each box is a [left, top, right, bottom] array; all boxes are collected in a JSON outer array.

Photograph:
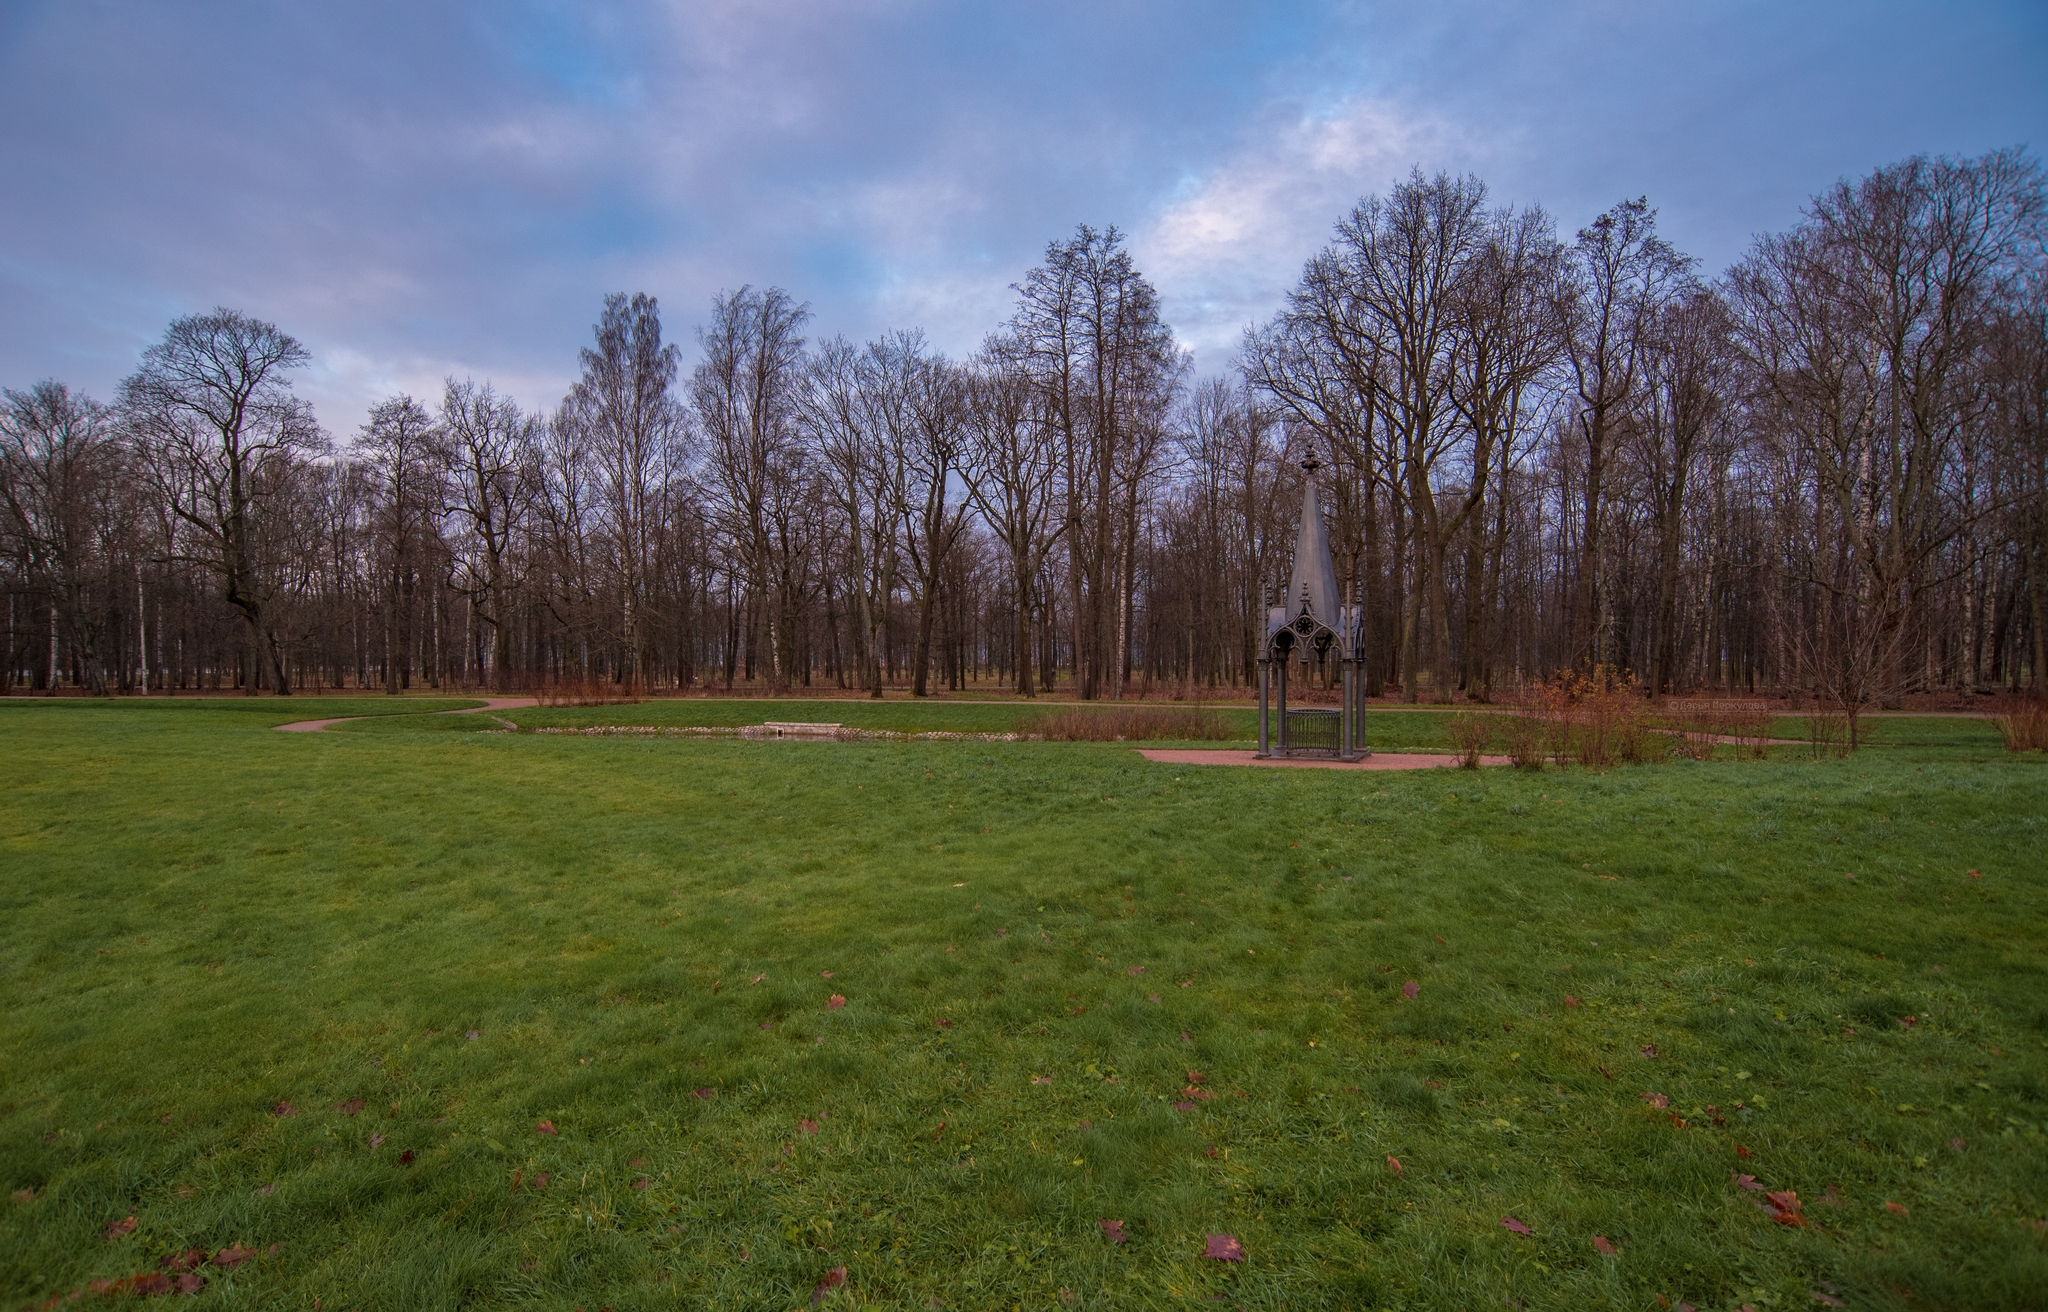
[[1, 0, 2042, 439]]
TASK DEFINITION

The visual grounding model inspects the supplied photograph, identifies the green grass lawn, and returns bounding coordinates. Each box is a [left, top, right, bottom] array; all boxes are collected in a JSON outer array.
[[2, 701, 2044, 1310], [492, 698, 1474, 753]]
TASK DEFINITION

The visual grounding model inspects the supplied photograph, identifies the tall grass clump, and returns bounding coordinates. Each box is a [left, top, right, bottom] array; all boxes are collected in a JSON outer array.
[[1029, 706, 1233, 741], [1992, 699, 2048, 752]]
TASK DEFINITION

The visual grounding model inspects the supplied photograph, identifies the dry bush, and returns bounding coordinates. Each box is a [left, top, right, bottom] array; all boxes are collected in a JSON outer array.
[[1030, 707, 1233, 742], [1726, 704, 1776, 759], [1992, 700, 2048, 752], [1447, 713, 1494, 768], [1512, 667, 1660, 768], [1804, 695, 1851, 760], [533, 676, 642, 708], [1498, 712, 1546, 769]]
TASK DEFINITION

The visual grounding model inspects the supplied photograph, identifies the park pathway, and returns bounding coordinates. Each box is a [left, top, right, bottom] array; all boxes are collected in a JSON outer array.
[[273, 696, 536, 733], [1138, 748, 1513, 770]]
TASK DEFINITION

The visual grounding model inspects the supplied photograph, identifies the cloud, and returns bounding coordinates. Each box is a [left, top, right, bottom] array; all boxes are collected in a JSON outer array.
[[1136, 95, 1481, 368]]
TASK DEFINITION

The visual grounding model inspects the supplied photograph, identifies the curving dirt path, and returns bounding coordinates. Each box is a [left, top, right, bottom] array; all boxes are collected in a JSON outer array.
[[274, 696, 536, 733]]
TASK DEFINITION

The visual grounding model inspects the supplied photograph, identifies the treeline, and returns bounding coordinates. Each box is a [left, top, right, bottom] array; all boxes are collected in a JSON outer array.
[[4, 149, 2045, 703]]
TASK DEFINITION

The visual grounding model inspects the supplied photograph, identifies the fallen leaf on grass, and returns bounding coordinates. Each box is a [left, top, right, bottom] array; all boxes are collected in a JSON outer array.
[[213, 1246, 254, 1269], [1564, 995, 1580, 1008], [1735, 1144, 1754, 1158], [934, 1017, 955, 1029], [750, 974, 767, 984], [1734, 1174, 1762, 1191], [827, 995, 846, 1011], [760, 1021, 773, 1030], [529, 1172, 545, 1188], [632, 1178, 650, 1190], [693, 1088, 715, 1100], [1967, 869, 1981, 879], [1174, 1100, 1198, 1112], [369, 1133, 385, 1150], [1031, 1075, 1052, 1085], [132, 1273, 171, 1295], [1593, 1235, 1617, 1255], [11, 1189, 33, 1204], [1499, 1216, 1532, 1236], [336, 1099, 363, 1116], [1641, 1092, 1669, 1108], [810, 1265, 847, 1305], [536, 1120, 558, 1136], [1898, 1015, 1917, 1028], [257, 1184, 275, 1195], [820, 971, 834, 979], [1186, 1070, 1206, 1085], [629, 1158, 644, 1167], [800, 1119, 820, 1135], [1641, 1044, 1659, 1058], [465, 1030, 481, 1041], [272, 1102, 297, 1117], [1764, 1190, 1805, 1226], [105, 1216, 137, 1240], [1885, 1200, 1909, 1215], [160, 1248, 206, 1273], [1128, 966, 1145, 975], [1203, 1234, 1244, 1261], [1386, 1155, 1403, 1176], [398, 1150, 416, 1165], [1098, 1218, 1126, 1243], [1812, 1292, 1845, 1307], [174, 1273, 207, 1293], [1401, 981, 1420, 999], [1180, 1031, 1193, 1043]]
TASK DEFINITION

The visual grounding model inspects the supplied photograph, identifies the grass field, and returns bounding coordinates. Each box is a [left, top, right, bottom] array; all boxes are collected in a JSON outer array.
[[2, 697, 2044, 1310]]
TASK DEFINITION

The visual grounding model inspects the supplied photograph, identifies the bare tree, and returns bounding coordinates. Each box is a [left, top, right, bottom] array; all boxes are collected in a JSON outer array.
[[356, 395, 439, 693], [120, 309, 320, 694], [1633, 288, 1732, 693], [563, 293, 686, 686], [961, 336, 1063, 695], [802, 335, 896, 696], [1012, 225, 1179, 699], [1560, 198, 1693, 666], [439, 379, 534, 691], [693, 286, 810, 687], [0, 382, 123, 693], [1733, 149, 2044, 738]]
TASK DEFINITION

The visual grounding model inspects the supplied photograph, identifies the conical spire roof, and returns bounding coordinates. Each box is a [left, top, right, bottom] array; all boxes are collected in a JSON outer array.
[[1287, 453, 1342, 627]]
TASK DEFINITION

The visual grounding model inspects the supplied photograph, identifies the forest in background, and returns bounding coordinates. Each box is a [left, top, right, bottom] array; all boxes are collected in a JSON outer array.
[[3, 148, 2044, 708]]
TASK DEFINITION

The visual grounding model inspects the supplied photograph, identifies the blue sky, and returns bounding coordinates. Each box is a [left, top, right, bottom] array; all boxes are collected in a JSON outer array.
[[1, 0, 2042, 435]]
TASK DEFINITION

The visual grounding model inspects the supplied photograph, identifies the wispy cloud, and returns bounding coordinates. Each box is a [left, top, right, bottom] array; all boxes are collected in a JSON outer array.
[[0, 0, 2040, 433], [1137, 96, 1480, 366]]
